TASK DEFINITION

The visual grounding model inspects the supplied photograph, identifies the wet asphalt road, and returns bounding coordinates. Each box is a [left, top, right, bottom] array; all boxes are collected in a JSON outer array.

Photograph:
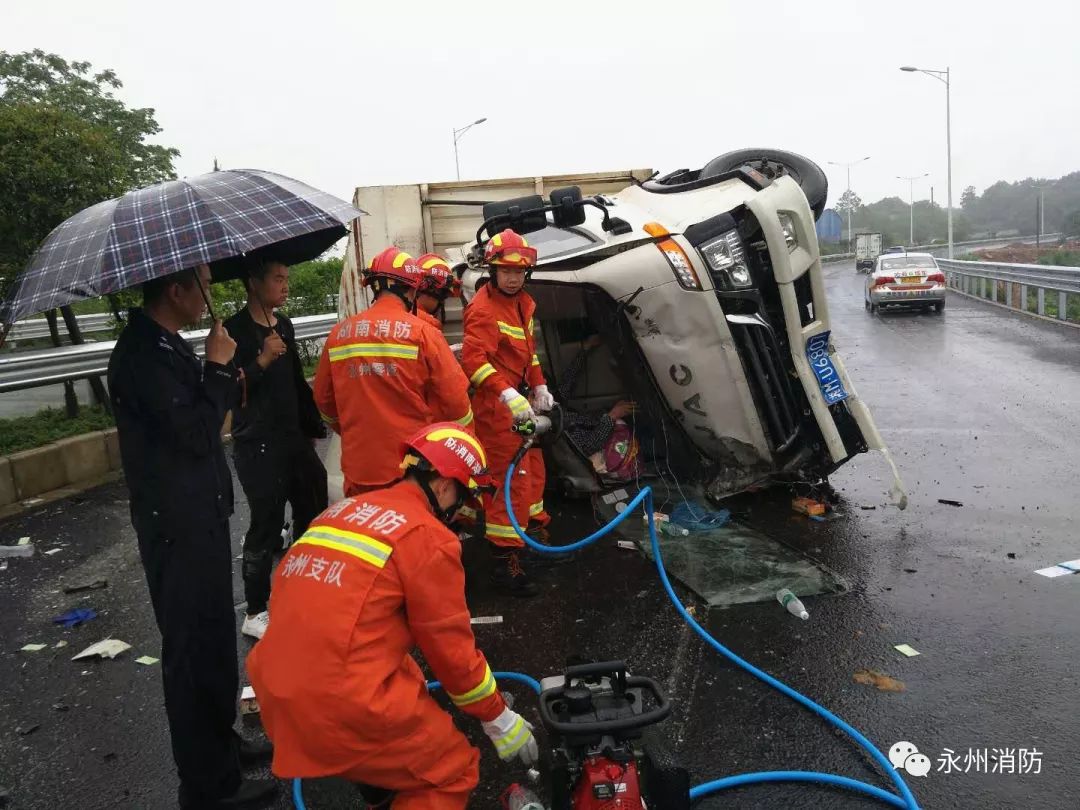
[[2, 262, 1079, 809]]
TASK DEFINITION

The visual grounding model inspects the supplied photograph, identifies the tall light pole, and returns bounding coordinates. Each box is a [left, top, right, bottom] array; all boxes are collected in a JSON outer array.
[[901, 66, 952, 257], [828, 156, 870, 250], [897, 173, 929, 245], [452, 117, 488, 181]]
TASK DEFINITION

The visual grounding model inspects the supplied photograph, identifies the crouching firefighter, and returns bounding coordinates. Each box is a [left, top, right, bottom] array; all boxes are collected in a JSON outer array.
[[461, 229, 560, 597], [246, 424, 538, 809]]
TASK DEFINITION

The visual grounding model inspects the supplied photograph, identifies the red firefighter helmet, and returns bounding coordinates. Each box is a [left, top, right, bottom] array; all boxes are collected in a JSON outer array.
[[401, 423, 491, 493], [362, 247, 423, 289], [415, 253, 461, 298], [483, 229, 537, 269]]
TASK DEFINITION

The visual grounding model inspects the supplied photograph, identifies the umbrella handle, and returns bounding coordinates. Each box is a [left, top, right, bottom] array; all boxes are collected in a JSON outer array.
[[191, 267, 217, 322]]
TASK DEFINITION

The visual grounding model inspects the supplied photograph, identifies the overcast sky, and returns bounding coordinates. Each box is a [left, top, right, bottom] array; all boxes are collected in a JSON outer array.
[[5, 0, 1079, 211]]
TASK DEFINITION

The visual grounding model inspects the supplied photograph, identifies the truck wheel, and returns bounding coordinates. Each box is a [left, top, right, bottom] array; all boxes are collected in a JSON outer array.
[[934, 301, 945, 313], [700, 149, 828, 221]]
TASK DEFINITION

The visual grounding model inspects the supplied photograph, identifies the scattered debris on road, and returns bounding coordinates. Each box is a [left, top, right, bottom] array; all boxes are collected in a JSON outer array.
[[853, 669, 906, 693], [617, 540, 637, 550], [470, 616, 503, 626], [0, 542, 34, 558], [938, 499, 964, 507], [52, 608, 98, 628], [240, 685, 260, 715], [894, 644, 921, 657], [1034, 559, 1080, 578], [16, 724, 40, 737], [62, 579, 108, 594], [44, 548, 62, 556], [792, 497, 826, 517], [135, 656, 160, 666], [71, 639, 131, 661], [20, 643, 47, 652], [860, 505, 877, 511]]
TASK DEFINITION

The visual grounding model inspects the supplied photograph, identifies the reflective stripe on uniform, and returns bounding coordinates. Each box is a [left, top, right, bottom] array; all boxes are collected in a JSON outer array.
[[507, 396, 530, 417], [529, 500, 545, 517], [470, 363, 497, 386], [528, 318, 535, 335], [448, 664, 497, 707], [296, 525, 393, 569], [530, 354, 541, 367], [455, 408, 475, 427], [329, 342, 419, 362], [485, 523, 520, 540], [319, 411, 339, 425], [497, 321, 527, 340], [495, 716, 532, 757]]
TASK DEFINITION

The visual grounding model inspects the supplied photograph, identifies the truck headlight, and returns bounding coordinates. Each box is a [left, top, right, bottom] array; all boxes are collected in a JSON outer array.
[[699, 230, 752, 289], [778, 212, 798, 253]]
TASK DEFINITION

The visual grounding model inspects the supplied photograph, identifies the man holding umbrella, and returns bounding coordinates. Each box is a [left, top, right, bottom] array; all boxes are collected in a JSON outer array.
[[1, 168, 365, 809], [109, 264, 277, 808]]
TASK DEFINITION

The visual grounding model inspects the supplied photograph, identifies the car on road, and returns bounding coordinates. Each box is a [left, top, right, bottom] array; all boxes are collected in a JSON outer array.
[[864, 252, 946, 313], [451, 149, 895, 501]]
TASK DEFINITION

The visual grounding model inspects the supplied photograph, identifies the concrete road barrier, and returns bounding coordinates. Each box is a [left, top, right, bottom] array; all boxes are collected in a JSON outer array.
[[0, 428, 127, 518]]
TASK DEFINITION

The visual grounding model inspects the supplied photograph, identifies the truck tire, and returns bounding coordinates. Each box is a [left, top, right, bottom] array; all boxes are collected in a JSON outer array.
[[700, 149, 829, 221]]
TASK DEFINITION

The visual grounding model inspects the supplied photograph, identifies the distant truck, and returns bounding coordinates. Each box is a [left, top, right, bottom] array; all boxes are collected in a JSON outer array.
[[855, 232, 883, 273]]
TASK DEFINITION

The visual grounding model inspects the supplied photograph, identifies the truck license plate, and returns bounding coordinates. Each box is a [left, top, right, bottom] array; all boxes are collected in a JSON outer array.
[[805, 331, 849, 405]]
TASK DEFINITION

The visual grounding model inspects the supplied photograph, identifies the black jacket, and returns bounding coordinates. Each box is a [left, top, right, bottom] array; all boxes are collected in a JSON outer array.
[[223, 308, 324, 444], [108, 309, 236, 537]]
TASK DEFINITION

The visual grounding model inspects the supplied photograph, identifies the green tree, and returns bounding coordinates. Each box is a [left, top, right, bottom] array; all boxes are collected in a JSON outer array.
[[0, 50, 179, 300], [960, 185, 977, 213], [835, 189, 862, 216]]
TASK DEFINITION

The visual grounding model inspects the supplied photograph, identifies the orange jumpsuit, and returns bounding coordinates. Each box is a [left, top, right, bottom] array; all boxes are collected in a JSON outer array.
[[314, 296, 472, 493], [246, 482, 506, 809], [461, 283, 549, 547]]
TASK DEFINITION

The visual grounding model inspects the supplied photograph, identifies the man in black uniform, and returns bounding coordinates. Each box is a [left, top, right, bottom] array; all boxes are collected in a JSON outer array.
[[224, 258, 327, 641], [108, 264, 276, 809]]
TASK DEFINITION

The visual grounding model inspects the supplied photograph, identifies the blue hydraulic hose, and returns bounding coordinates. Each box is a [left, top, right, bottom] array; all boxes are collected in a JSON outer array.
[[503, 464, 920, 810], [427, 670, 543, 696], [689, 772, 909, 808]]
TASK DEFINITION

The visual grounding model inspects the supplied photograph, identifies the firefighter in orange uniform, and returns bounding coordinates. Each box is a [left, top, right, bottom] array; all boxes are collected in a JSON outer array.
[[415, 253, 460, 334], [314, 248, 474, 496], [247, 423, 538, 808], [461, 229, 560, 597]]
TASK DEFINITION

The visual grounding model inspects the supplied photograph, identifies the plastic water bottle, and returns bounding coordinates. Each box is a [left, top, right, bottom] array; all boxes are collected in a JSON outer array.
[[777, 588, 809, 620], [660, 520, 689, 537], [502, 783, 545, 810]]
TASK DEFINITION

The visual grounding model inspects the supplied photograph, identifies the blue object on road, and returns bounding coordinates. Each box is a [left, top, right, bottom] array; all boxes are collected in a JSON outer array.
[[52, 608, 97, 628], [670, 501, 731, 531], [805, 330, 849, 405]]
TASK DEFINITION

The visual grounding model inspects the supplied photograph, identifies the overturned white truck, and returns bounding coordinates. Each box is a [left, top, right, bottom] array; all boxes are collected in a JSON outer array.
[[330, 150, 899, 506]]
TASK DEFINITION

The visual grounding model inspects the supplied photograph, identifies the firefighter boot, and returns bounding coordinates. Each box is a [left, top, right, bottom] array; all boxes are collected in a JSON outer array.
[[490, 548, 539, 598]]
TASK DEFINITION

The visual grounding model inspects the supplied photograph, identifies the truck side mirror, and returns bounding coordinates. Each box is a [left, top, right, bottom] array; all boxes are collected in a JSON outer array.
[[482, 195, 548, 236], [550, 186, 586, 228]]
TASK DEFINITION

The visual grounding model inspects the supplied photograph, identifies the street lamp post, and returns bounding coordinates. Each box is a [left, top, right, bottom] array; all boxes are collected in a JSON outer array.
[[452, 117, 488, 181], [901, 66, 952, 258], [827, 156, 870, 251], [897, 173, 929, 244]]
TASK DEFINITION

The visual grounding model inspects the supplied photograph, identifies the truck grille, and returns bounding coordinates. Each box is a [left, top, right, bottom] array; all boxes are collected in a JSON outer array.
[[726, 314, 800, 453]]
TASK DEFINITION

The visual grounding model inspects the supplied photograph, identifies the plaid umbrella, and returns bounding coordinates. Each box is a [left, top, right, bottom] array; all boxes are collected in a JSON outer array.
[[0, 168, 365, 326]]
